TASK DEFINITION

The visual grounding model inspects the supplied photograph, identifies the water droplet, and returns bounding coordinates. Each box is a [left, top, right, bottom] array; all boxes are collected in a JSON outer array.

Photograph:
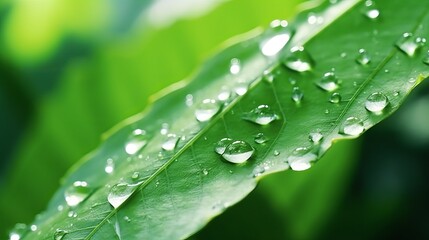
[[329, 92, 342, 103], [160, 123, 169, 135], [108, 182, 141, 209], [254, 133, 268, 144], [123, 216, 131, 223], [64, 181, 91, 207], [365, 92, 388, 113], [288, 147, 317, 171], [253, 164, 269, 177], [242, 105, 280, 125], [234, 82, 248, 96], [195, 99, 221, 122], [340, 52, 347, 58], [316, 72, 340, 91], [185, 94, 194, 106], [57, 205, 64, 211], [125, 129, 149, 155], [215, 138, 234, 155], [202, 169, 209, 175], [222, 140, 254, 164], [105, 158, 114, 174], [131, 172, 140, 180], [273, 150, 280, 156], [423, 51, 429, 65], [230, 58, 241, 75], [54, 229, 68, 240], [162, 134, 179, 151], [396, 33, 426, 56], [9, 223, 27, 240], [261, 20, 293, 57], [309, 132, 324, 143], [340, 117, 364, 136], [263, 70, 275, 83], [217, 88, 231, 102], [356, 49, 371, 65], [307, 12, 324, 25], [362, 0, 380, 19], [67, 210, 77, 218], [325, 109, 330, 114], [29, 225, 37, 232], [393, 91, 400, 96], [283, 46, 314, 72], [291, 87, 304, 103]]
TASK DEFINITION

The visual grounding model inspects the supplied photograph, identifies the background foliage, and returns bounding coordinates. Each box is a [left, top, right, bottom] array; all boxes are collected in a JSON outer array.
[[1, 0, 429, 239]]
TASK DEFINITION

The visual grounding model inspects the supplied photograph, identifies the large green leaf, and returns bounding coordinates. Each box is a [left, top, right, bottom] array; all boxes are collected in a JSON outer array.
[[17, 0, 429, 239]]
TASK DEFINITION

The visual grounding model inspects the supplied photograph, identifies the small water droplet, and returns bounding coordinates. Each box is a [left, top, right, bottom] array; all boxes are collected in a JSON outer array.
[[365, 92, 388, 113], [393, 91, 400, 96], [261, 20, 293, 57], [362, 0, 380, 19], [242, 105, 280, 125], [307, 12, 324, 25], [222, 140, 254, 164], [108, 182, 141, 209], [105, 158, 115, 174], [217, 88, 231, 102], [253, 164, 269, 177], [423, 51, 429, 65], [283, 46, 314, 72], [329, 92, 342, 103], [124, 216, 131, 222], [309, 132, 324, 143], [195, 99, 221, 122], [202, 169, 209, 175], [30, 225, 37, 232], [384, 69, 389, 73], [131, 172, 140, 180], [273, 150, 280, 156], [325, 109, 330, 114], [54, 229, 68, 240], [185, 94, 194, 106], [340, 117, 364, 136], [125, 129, 149, 155], [316, 72, 340, 91], [356, 48, 371, 65], [64, 181, 91, 207], [215, 138, 234, 155], [288, 147, 317, 171], [254, 133, 268, 144], [340, 52, 347, 58], [67, 210, 77, 218], [57, 205, 64, 211], [162, 134, 180, 151], [160, 123, 169, 135], [9, 223, 27, 240], [396, 33, 426, 56], [230, 58, 241, 75], [263, 70, 275, 83], [234, 82, 248, 96], [291, 87, 304, 103]]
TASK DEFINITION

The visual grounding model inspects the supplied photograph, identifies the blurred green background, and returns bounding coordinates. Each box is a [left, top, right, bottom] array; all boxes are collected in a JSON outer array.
[[1, 0, 429, 239]]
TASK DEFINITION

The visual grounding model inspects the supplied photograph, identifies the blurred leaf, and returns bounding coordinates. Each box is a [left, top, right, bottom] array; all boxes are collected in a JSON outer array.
[[17, 0, 429, 239]]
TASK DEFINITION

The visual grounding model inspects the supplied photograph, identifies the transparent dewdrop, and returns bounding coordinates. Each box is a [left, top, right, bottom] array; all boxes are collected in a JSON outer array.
[[365, 92, 388, 113], [291, 87, 304, 103], [9, 223, 27, 240], [287, 147, 317, 171], [229, 58, 241, 75], [396, 32, 426, 57], [329, 92, 342, 103], [356, 48, 371, 65], [233, 82, 249, 96], [195, 99, 221, 122], [260, 19, 293, 57], [309, 132, 324, 143], [283, 46, 314, 72], [108, 182, 141, 209], [242, 105, 280, 125], [340, 117, 365, 136], [105, 158, 115, 174], [125, 129, 149, 155], [54, 229, 68, 240], [317, 72, 340, 91], [362, 0, 380, 19], [254, 133, 268, 144], [222, 140, 254, 164], [215, 138, 234, 155], [161, 134, 179, 151], [307, 12, 324, 25], [64, 181, 91, 207]]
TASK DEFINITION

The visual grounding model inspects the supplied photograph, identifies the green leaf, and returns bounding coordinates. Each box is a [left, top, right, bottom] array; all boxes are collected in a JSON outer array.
[[21, 0, 429, 239]]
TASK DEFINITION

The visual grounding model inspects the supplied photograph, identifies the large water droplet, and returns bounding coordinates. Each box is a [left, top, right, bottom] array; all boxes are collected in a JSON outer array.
[[108, 182, 141, 209], [54, 229, 68, 240], [260, 20, 293, 57], [230, 58, 241, 75], [215, 138, 233, 155], [309, 132, 324, 143], [329, 92, 342, 103], [9, 223, 27, 240], [365, 92, 388, 113], [254, 133, 268, 144], [64, 181, 91, 207], [195, 99, 221, 122], [356, 48, 371, 65], [105, 158, 114, 174], [291, 87, 304, 103], [396, 33, 426, 56], [316, 72, 340, 91], [283, 46, 314, 72], [287, 147, 317, 171], [161, 134, 179, 151], [222, 140, 254, 164], [362, 0, 380, 19], [340, 117, 364, 136], [125, 129, 149, 155], [242, 105, 280, 125]]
